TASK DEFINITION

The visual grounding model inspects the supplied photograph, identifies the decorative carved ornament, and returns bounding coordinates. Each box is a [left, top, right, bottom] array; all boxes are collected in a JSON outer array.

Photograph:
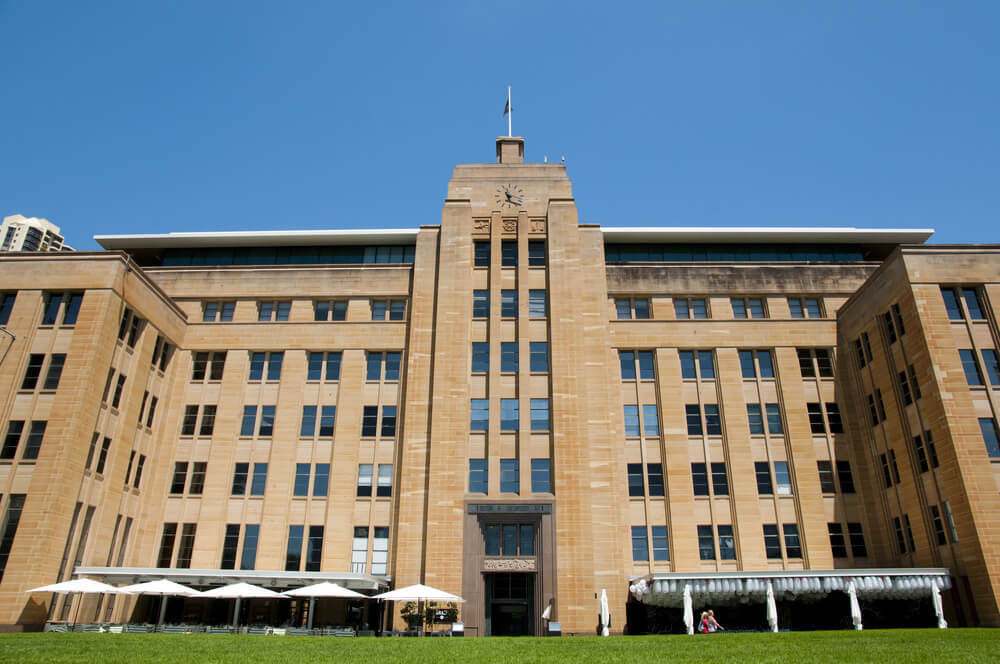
[[473, 219, 490, 233], [530, 219, 546, 234], [502, 219, 517, 233], [483, 558, 536, 572]]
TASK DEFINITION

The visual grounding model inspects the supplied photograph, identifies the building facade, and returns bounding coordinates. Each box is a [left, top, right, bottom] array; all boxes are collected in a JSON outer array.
[[0, 136, 998, 633]]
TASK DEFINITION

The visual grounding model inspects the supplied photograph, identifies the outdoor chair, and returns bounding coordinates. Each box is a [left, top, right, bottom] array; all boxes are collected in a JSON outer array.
[[107, 625, 124, 634], [125, 624, 150, 633], [206, 626, 232, 634], [161, 625, 191, 634], [285, 627, 312, 636], [248, 626, 269, 635], [81, 624, 103, 633]]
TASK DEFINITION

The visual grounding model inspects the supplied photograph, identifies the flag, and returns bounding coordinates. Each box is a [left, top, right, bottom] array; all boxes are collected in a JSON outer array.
[[503, 95, 510, 116]]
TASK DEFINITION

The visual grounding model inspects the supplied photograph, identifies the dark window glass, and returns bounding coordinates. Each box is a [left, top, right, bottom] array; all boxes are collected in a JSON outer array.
[[470, 400, 488, 432], [960, 349, 984, 386], [469, 458, 488, 493], [747, 404, 764, 435], [171, 462, 188, 494], [485, 524, 499, 556], [981, 350, 1000, 386], [356, 464, 373, 497], [530, 399, 549, 432], [367, 352, 383, 381], [651, 526, 669, 561], [500, 458, 519, 493], [807, 403, 825, 433], [199, 405, 216, 436], [96, 437, 112, 475], [758, 351, 774, 378], [941, 287, 962, 319], [362, 406, 378, 437], [286, 525, 304, 571], [500, 399, 519, 431], [389, 300, 406, 320], [685, 405, 702, 435], [674, 299, 689, 319], [300, 406, 318, 437], [528, 240, 546, 266], [293, 463, 310, 496], [638, 351, 655, 379], [314, 463, 330, 497], [697, 525, 715, 560], [41, 354, 65, 391], [980, 418, 1000, 458], [259, 405, 275, 436], [380, 405, 396, 437], [815, 349, 834, 377], [189, 463, 206, 495], [320, 406, 337, 437], [240, 406, 257, 437], [765, 404, 783, 434], [385, 352, 401, 381], [307, 353, 323, 381], [22, 422, 45, 461], [623, 405, 640, 436], [738, 350, 755, 378], [616, 298, 632, 320], [42, 294, 62, 325], [631, 526, 649, 562], [530, 342, 549, 373], [848, 522, 867, 557], [755, 462, 773, 495], [828, 523, 847, 558], [704, 404, 721, 435], [718, 525, 736, 560], [691, 463, 709, 496], [176, 524, 196, 569], [930, 505, 947, 545], [501, 290, 518, 318], [0, 293, 15, 326], [837, 461, 856, 493], [1, 421, 23, 459], [783, 523, 802, 558], [679, 351, 695, 379], [531, 459, 551, 493], [501, 240, 517, 267], [634, 299, 650, 319], [627, 463, 644, 497], [963, 288, 984, 319], [474, 241, 491, 267], [21, 354, 43, 390], [798, 349, 815, 377], [647, 463, 664, 497], [711, 462, 729, 496], [818, 461, 836, 493], [763, 524, 781, 559], [643, 405, 660, 436], [501, 342, 518, 372], [529, 290, 547, 318], [325, 352, 342, 380], [157, 523, 177, 567], [231, 462, 249, 495], [63, 293, 83, 325], [473, 290, 489, 318], [240, 524, 259, 570]]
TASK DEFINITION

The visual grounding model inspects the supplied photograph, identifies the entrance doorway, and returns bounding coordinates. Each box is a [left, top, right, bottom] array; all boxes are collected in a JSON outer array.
[[485, 573, 534, 636]]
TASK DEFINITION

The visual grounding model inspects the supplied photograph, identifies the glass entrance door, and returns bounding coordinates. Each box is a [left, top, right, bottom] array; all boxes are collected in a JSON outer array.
[[485, 572, 534, 636]]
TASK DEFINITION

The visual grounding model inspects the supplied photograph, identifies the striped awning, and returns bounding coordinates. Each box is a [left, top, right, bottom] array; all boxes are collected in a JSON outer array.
[[630, 568, 951, 606], [74, 567, 389, 592]]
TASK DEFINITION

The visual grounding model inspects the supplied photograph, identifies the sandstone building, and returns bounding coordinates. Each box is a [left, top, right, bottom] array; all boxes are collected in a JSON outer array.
[[0, 136, 998, 633]]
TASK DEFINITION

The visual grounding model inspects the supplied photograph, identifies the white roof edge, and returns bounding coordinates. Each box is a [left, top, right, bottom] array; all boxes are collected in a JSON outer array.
[[94, 228, 421, 250], [600, 226, 934, 244], [638, 567, 950, 580]]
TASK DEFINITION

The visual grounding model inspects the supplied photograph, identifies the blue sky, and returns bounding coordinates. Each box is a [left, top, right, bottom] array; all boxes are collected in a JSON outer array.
[[1, 1, 997, 249]]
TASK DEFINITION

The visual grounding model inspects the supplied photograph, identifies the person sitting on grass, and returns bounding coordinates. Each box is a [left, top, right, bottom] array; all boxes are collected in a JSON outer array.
[[707, 610, 724, 633]]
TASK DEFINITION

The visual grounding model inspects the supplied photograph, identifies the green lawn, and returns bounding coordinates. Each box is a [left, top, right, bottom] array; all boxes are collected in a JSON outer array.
[[0, 629, 995, 663]]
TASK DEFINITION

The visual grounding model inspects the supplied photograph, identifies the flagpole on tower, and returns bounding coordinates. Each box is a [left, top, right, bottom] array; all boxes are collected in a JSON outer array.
[[507, 86, 512, 137]]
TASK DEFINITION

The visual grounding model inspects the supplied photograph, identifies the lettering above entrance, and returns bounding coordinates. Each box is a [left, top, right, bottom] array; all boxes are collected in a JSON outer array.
[[468, 503, 552, 514], [483, 558, 536, 572]]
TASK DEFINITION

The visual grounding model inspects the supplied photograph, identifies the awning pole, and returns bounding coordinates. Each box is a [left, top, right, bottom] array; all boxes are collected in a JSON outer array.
[[232, 597, 241, 630], [308, 597, 315, 630], [158, 596, 168, 627]]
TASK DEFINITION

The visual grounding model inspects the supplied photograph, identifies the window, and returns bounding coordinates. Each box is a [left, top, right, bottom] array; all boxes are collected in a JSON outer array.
[[501, 342, 518, 372], [501, 239, 517, 266], [95, 437, 112, 475], [755, 462, 773, 495], [624, 405, 640, 437], [0, 293, 15, 325], [807, 403, 825, 434], [0, 495, 25, 581], [788, 297, 821, 319], [773, 462, 791, 495], [20, 354, 43, 390], [370, 299, 405, 321], [960, 349, 985, 386], [627, 463, 644, 497], [470, 399, 489, 432], [893, 517, 907, 554], [146, 396, 158, 428], [930, 505, 947, 545], [732, 297, 765, 319], [1, 422, 23, 459], [942, 502, 959, 543], [691, 463, 709, 496], [171, 462, 188, 494], [783, 524, 802, 558], [620, 351, 636, 380], [685, 405, 702, 436], [531, 459, 551, 493], [381, 406, 396, 437], [763, 524, 782, 559], [836, 461, 856, 493], [473, 290, 489, 318], [357, 464, 373, 497], [980, 350, 1000, 386], [847, 522, 867, 557], [361, 406, 378, 437], [371, 526, 389, 575], [680, 350, 714, 379], [176, 524, 196, 569], [529, 290, 547, 318], [528, 240, 546, 266], [898, 370, 914, 405], [643, 405, 660, 436], [530, 342, 549, 373], [765, 404, 783, 435], [239, 524, 259, 570], [231, 463, 249, 495], [501, 290, 518, 318], [182, 405, 216, 436], [892, 303, 906, 336], [110, 372, 126, 408], [308, 352, 342, 381], [904, 514, 917, 552], [711, 463, 729, 496], [351, 527, 369, 573], [828, 523, 847, 558], [313, 300, 347, 321], [941, 286, 985, 320], [704, 404, 721, 435], [697, 525, 715, 560], [739, 349, 774, 379], [867, 394, 879, 426], [368, 352, 400, 381], [631, 526, 649, 562], [474, 240, 490, 267], [285, 526, 304, 570], [980, 418, 1000, 457], [500, 399, 519, 431], [192, 351, 226, 381], [674, 298, 707, 319], [189, 462, 206, 494], [797, 348, 834, 378], [239, 405, 275, 437], [469, 459, 488, 493], [39, 354, 66, 392], [472, 342, 490, 373], [718, 525, 736, 560], [14, 421, 43, 461], [879, 453, 893, 488], [747, 404, 764, 435], [616, 298, 650, 320], [150, 335, 172, 372], [530, 399, 550, 432], [651, 526, 669, 561], [249, 351, 283, 381], [912, 432, 940, 472], [500, 458, 519, 493], [883, 310, 898, 344], [377, 464, 392, 497], [133, 454, 146, 488], [41, 292, 83, 326], [258, 301, 291, 322], [293, 464, 311, 496], [250, 463, 267, 496], [818, 461, 836, 493], [157, 523, 177, 567], [647, 463, 664, 496], [202, 301, 235, 322]]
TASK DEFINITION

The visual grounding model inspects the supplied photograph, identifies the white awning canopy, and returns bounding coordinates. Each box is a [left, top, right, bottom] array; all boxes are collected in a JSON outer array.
[[630, 568, 951, 607], [74, 567, 388, 592]]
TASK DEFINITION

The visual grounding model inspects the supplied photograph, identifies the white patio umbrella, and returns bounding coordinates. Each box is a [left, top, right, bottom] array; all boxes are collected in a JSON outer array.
[[27, 578, 123, 628], [766, 580, 778, 633], [847, 581, 863, 631], [931, 583, 948, 629], [682, 584, 693, 635], [118, 579, 202, 628], [599, 588, 610, 636], [200, 582, 286, 630], [373, 583, 464, 636], [284, 582, 366, 630]]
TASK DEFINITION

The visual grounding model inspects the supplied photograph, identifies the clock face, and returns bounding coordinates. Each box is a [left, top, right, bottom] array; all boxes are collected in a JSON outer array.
[[495, 183, 525, 209]]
